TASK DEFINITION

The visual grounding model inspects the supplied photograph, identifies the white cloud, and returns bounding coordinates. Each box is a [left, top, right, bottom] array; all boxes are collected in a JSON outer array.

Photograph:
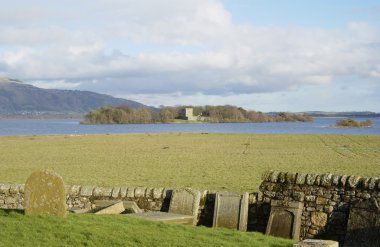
[[0, 1, 379, 110]]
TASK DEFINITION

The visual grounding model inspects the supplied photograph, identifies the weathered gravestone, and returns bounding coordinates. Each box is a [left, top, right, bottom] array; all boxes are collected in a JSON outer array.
[[344, 198, 380, 247], [24, 170, 67, 217], [212, 192, 249, 231], [169, 188, 201, 225], [266, 200, 304, 240]]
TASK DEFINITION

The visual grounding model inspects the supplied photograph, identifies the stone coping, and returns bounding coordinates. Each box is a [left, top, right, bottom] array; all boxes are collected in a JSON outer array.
[[263, 171, 379, 190]]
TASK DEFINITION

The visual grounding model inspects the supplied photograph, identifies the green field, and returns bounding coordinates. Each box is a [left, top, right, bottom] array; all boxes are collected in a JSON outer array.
[[0, 210, 295, 247], [1, 133, 379, 191]]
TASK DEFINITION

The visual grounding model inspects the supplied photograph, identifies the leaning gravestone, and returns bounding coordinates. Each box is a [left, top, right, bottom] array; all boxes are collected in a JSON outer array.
[[266, 200, 304, 240], [344, 198, 380, 247], [168, 188, 201, 225], [212, 192, 249, 231], [24, 170, 67, 217]]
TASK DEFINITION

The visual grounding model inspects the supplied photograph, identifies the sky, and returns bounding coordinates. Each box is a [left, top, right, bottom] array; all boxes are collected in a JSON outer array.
[[0, 0, 379, 112]]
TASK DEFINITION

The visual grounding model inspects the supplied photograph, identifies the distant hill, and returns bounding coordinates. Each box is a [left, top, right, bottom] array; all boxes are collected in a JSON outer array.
[[266, 111, 380, 118], [0, 77, 150, 117]]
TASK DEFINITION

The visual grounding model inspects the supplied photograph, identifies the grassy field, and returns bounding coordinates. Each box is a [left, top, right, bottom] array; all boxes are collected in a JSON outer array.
[[0, 210, 295, 247], [0, 133, 379, 191]]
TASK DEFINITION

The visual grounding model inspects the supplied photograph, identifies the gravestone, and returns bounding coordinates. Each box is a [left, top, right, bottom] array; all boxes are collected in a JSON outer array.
[[266, 200, 304, 240], [168, 188, 201, 225], [24, 170, 67, 217], [344, 198, 380, 247], [212, 192, 249, 231]]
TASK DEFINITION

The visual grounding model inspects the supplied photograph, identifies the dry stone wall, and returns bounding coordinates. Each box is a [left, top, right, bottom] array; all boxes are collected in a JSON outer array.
[[260, 171, 380, 244], [2, 171, 379, 246]]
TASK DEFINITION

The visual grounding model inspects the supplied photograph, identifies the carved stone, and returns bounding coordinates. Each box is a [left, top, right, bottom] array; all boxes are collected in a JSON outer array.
[[169, 188, 201, 225], [24, 170, 67, 217], [344, 199, 380, 247], [266, 200, 304, 240], [212, 192, 249, 231]]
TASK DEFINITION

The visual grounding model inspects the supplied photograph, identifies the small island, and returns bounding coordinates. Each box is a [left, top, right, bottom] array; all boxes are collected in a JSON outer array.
[[334, 119, 372, 128], [80, 105, 313, 124]]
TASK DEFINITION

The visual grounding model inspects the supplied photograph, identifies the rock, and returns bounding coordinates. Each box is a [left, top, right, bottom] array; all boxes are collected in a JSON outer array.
[[69, 185, 81, 196], [311, 212, 328, 227], [271, 171, 280, 182], [306, 174, 317, 185], [278, 172, 286, 183], [126, 187, 135, 198], [293, 239, 339, 247], [120, 187, 128, 198], [316, 196, 327, 205], [153, 188, 164, 199], [0, 184, 10, 194], [340, 175, 348, 187], [331, 175, 340, 186], [368, 177, 378, 190], [286, 173, 296, 184], [80, 186, 94, 197], [95, 201, 125, 215], [296, 173, 307, 185], [305, 195, 316, 202], [24, 170, 67, 217], [347, 176, 361, 188], [321, 173, 333, 187], [111, 187, 120, 198], [134, 187, 146, 198]]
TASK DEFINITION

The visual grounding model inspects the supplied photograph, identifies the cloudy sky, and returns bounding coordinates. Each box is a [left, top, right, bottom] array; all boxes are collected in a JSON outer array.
[[1, 0, 379, 111]]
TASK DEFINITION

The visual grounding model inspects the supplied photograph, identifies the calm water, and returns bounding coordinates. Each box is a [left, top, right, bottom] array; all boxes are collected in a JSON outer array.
[[0, 118, 379, 136]]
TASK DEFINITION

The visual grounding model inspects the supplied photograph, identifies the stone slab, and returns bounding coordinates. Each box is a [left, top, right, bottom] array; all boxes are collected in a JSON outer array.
[[125, 212, 194, 225], [266, 200, 304, 240], [68, 208, 93, 214], [168, 188, 201, 225], [80, 186, 94, 197], [95, 201, 125, 215], [24, 170, 67, 217], [293, 239, 339, 247], [94, 200, 143, 213], [212, 192, 249, 231], [344, 199, 380, 247]]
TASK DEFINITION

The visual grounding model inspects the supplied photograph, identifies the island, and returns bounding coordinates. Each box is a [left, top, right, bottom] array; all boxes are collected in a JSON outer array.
[[334, 119, 372, 128], [80, 105, 313, 124]]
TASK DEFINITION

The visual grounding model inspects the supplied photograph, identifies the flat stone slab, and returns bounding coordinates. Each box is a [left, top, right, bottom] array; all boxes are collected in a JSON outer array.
[[125, 212, 194, 225], [68, 208, 93, 214], [95, 201, 125, 215], [24, 170, 67, 217], [94, 200, 143, 213], [293, 239, 339, 247]]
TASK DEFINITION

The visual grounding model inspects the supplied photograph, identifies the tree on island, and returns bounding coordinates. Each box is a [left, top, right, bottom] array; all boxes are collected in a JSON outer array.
[[335, 119, 372, 128]]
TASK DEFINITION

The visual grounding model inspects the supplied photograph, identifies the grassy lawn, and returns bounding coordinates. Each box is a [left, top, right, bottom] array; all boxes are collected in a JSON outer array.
[[0, 209, 295, 247], [0, 133, 379, 191]]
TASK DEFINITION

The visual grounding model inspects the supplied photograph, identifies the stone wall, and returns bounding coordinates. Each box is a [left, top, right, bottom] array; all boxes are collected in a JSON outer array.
[[0, 183, 259, 227], [260, 171, 380, 243], [2, 171, 379, 245]]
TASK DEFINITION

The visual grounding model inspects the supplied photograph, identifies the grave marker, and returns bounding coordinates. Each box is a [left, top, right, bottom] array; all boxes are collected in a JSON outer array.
[[212, 192, 249, 231], [344, 199, 380, 247], [24, 170, 67, 217], [266, 200, 304, 240]]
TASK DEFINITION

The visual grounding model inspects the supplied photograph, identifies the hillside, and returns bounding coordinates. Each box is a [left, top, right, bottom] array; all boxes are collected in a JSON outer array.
[[0, 78, 149, 116]]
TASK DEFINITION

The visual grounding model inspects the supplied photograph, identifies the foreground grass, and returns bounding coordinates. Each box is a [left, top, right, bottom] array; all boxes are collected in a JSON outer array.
[[0, 133, 379, 191], [0, 210, 294, 247]]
